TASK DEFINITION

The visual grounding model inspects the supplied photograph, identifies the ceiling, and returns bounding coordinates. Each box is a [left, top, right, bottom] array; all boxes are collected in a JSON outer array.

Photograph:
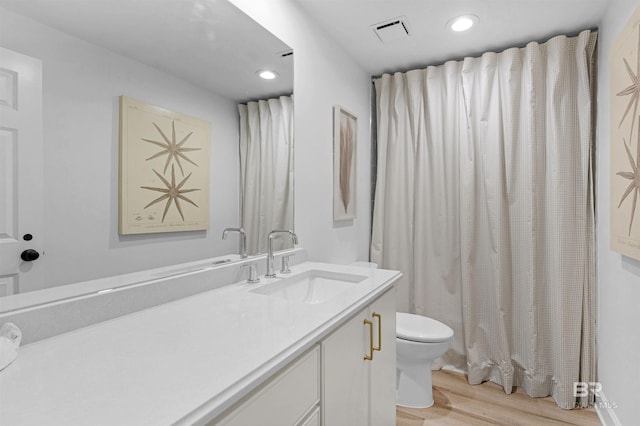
[[294, 0, 610, 76], [0, 0, 610, 92], [0, 0, 293, 102]]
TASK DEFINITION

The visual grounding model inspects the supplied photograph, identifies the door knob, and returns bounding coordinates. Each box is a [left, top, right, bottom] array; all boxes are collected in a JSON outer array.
[[20, 249, 40, 262]]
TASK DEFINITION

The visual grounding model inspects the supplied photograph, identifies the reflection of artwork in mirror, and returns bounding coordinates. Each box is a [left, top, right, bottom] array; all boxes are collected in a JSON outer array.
[[239, 96, 294, 254], [611, 4, 640, 260], [119, 96, 210, 234], [333, 105, 357, 221], [0, 0, 293, 301]]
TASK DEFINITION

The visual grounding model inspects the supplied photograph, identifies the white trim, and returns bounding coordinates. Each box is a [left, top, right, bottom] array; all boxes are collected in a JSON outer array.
[[440, 365, 466, 375], [595, 390, 621, 426]]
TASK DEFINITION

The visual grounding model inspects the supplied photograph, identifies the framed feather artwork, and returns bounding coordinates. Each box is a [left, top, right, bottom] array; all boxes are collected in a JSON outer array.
[[333, 105, 357, 221]]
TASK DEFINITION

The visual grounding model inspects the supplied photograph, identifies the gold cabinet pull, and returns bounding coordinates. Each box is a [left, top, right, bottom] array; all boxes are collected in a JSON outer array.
[[372, 312, 382, 352], [364, 319, 374, 361]]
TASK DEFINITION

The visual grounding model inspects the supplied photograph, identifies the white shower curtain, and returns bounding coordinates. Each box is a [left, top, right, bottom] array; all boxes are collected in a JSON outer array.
[[371, 30, 597, 409], [239, 96, 294, 255]]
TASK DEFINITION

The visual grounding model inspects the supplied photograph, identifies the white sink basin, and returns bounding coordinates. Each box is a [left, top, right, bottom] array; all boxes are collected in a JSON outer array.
[[251, 270, 367, 304]]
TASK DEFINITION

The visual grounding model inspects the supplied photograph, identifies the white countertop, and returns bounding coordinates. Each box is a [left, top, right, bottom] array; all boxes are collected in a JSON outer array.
[[0, 262, 400, 425]]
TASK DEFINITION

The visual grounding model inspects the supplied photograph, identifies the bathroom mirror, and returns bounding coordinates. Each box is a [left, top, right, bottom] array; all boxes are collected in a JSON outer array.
[[0, 0, 293, 304]]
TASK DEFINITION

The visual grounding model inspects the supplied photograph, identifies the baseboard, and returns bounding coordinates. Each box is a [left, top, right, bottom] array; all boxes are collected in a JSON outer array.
[[595, 390, 622, 426], [439, 365, 466, 375]]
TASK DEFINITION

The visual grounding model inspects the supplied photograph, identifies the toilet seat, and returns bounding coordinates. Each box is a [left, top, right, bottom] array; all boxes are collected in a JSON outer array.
[[396, 313, 453, 343]]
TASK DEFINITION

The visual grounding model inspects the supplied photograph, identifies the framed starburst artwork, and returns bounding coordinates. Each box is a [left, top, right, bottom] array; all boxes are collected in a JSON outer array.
[[611, 5, 640, 260], [119, 96, 210, 234]]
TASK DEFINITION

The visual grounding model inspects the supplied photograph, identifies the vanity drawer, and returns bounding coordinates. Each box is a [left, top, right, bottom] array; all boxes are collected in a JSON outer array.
[[299, 406, 321, 426], [212, 345, 320, 426]]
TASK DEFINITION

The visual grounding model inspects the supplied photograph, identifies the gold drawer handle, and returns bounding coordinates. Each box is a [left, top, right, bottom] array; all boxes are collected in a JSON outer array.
[[364, 319, 374, 361], [372, 312, 382, 352]]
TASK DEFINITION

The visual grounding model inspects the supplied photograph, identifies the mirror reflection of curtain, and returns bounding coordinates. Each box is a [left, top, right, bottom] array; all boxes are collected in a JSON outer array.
[[372, 30, 597, 409], [239, 96, 294, 255]]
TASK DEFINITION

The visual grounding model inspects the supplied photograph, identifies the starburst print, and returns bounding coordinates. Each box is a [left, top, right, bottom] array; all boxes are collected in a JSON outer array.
[[617, 25, 640, 139], [616, 128, 640, 236], [141, 165, 200, 222], [142, 120, 201, 176]]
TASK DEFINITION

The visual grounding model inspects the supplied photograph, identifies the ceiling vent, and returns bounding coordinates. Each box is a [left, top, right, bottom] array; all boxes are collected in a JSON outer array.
[[371, 16, 411, 43]]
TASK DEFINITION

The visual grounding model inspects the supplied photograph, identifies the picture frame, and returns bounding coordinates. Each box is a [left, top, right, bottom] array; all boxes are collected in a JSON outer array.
[[333, 105, 357, 221], [610, 5, 640, 260], [119, 96, 211, 235]]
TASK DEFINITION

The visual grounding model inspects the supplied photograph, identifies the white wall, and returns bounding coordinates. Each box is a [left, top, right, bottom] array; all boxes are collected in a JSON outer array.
[[230, 0, 373, 265], [597, 0, 640, 424], [0, 9, 241, 290]]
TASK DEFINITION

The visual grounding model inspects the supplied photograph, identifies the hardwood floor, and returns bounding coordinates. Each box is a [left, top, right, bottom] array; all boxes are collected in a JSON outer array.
[[397, 370, 601, 426]]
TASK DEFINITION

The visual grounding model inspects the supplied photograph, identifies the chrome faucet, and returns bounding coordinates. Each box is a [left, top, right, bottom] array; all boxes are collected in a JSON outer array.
[[222, 227, 247, 259], [266, 230, 298, 278]]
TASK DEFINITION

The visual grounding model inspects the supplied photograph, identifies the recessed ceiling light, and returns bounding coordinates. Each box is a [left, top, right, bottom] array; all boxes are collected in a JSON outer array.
[[257, 70, 278, 80], [447, 15, 478, 32]]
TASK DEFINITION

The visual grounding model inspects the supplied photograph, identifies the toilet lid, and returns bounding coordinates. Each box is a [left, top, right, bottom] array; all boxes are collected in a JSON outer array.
[[396, 313, 454, 343]]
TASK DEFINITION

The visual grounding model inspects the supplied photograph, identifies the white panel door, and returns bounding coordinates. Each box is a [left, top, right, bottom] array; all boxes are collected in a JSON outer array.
[[0, 47, 43, 295]]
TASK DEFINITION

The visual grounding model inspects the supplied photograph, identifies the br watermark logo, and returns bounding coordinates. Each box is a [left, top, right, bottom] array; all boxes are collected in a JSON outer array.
[[573, 382, 618, 409]]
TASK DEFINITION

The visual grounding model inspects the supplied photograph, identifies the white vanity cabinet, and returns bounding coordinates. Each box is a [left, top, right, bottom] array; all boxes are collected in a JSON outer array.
[[210, 289, 396, 426], [322, 289, 396, 425], [0, 261, 402, 425], [211, 346, 321, 426]]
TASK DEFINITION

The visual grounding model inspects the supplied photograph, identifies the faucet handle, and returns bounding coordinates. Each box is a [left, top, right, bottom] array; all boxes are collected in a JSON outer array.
[[280, 254, 294, 274], [241, 263, 260, 284]]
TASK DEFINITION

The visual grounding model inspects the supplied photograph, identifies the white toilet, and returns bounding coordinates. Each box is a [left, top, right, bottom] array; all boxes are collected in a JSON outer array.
[[396, 313, 454, 408], [348, 262, 454, 408]]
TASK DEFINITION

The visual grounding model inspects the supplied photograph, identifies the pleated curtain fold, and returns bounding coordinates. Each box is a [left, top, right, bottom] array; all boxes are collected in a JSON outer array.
[[239, 96, 294, 255], [371, 30, 597, 409]]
